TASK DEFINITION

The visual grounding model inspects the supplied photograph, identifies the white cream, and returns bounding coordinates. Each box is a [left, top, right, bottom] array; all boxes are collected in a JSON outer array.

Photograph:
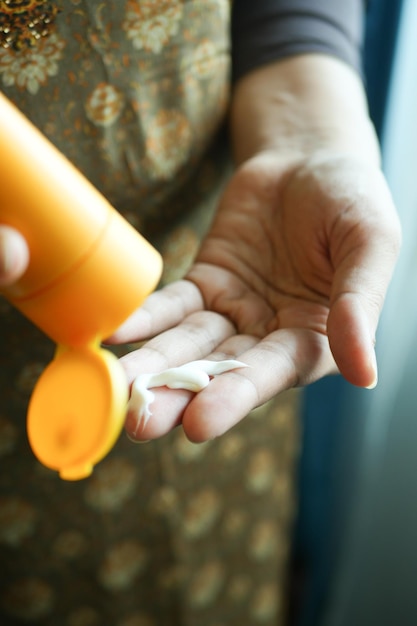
[[128, 359, 247, 433]]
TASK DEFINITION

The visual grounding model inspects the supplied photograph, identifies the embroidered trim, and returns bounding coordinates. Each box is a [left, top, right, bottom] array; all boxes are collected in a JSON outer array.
[[0, 0, 60, 50]]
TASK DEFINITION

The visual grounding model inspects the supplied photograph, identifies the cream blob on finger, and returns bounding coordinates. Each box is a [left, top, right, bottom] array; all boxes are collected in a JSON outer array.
[[127, 359, 247, 437]]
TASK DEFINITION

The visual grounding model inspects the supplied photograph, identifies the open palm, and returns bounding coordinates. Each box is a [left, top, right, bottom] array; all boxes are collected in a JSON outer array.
[[115, 151, 401, 442]]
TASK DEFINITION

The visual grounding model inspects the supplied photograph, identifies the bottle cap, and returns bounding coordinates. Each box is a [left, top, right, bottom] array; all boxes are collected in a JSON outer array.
[[27, 345, 128, 480]]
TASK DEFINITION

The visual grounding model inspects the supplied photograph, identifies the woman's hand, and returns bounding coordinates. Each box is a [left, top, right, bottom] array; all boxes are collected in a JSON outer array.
[[110, 55, 402, 443], [114, 149, 400, 443]]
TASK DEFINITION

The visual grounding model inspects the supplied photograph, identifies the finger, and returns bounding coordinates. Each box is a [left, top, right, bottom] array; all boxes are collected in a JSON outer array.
[[181, 328, 335, 442], [121, 309, 238, 442], [125, 334, 257, 441], [128, 327, 335, 443], [120, 310, 237, 384], [0, 226, 29, 287], [108, 279, 204, 343], [328, 293, 378, 388], [327, 185, 401, 387], [125, 386, 193, 441]]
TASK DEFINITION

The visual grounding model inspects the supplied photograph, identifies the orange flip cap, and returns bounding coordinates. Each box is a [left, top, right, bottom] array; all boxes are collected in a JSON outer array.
[[0, 93, 163, 479]]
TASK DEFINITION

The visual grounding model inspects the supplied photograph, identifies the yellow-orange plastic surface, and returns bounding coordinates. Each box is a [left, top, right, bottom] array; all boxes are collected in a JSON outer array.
[[27, 345, 129, 480], [0, 93, 163, 479], [0, 92, 163, 346]]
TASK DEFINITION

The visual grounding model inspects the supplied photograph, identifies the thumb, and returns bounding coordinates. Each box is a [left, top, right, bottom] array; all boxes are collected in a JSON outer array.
[[327, 187, 401, 389], [328, 291, 379, 388], [0, 226, 29, 287]]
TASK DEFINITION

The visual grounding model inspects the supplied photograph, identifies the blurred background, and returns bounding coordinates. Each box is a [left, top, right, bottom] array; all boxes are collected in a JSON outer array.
[[290, 0, 417, 624]]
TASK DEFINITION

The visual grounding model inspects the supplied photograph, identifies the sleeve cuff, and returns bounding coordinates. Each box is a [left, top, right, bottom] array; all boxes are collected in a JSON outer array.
[[231, 0, 365, 82]]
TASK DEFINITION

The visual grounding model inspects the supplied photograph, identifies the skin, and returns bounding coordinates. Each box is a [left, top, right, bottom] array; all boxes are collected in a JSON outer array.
[[0, 225, 29, 287], [0, 55, 401, 444]]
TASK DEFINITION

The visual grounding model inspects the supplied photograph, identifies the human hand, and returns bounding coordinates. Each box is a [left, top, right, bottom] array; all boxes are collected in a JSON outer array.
[[112, 148, 400, 443], [0, 225, 29, 287], [110, 55, 401, 443]]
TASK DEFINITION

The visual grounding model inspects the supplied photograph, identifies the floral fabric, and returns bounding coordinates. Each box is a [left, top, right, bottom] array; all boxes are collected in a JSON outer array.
[[0, 2, 300, 625]]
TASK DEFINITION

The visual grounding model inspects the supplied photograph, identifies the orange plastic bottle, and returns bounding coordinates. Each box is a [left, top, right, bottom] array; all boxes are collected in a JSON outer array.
[[0, 92, 163, 480]]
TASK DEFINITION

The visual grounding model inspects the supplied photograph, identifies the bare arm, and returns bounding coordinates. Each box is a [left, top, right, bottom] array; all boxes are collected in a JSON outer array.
[[230, 54, 380, 166]]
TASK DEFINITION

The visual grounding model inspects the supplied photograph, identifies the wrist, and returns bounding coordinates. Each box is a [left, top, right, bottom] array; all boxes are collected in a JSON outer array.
[[230, 54, 380, 167]]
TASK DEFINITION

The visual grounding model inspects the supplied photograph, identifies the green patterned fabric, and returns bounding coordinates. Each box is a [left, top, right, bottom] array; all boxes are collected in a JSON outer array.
[[0, 2, 299, 624]]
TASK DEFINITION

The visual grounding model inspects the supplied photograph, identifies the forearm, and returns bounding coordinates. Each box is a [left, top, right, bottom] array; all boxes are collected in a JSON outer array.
[[230, 53, 381, 167]]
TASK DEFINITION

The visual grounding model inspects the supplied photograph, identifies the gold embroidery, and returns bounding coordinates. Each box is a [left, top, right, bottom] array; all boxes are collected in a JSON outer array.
[[0, 0, 60, 50]]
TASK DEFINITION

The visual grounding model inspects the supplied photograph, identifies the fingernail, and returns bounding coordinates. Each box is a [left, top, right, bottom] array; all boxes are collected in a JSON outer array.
[[125, 410, 147, 442], [0, 228, 28, 286], [0, 233, 13, 276], [366, 349, 378, 390], [126, 432, 150, 444]]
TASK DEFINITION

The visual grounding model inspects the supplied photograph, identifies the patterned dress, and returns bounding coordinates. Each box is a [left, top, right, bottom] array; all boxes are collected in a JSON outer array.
[[0, 2, 299, 625]]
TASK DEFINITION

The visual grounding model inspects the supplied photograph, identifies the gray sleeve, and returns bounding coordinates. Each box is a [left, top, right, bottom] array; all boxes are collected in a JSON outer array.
[[231, 0, 366, 82]]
